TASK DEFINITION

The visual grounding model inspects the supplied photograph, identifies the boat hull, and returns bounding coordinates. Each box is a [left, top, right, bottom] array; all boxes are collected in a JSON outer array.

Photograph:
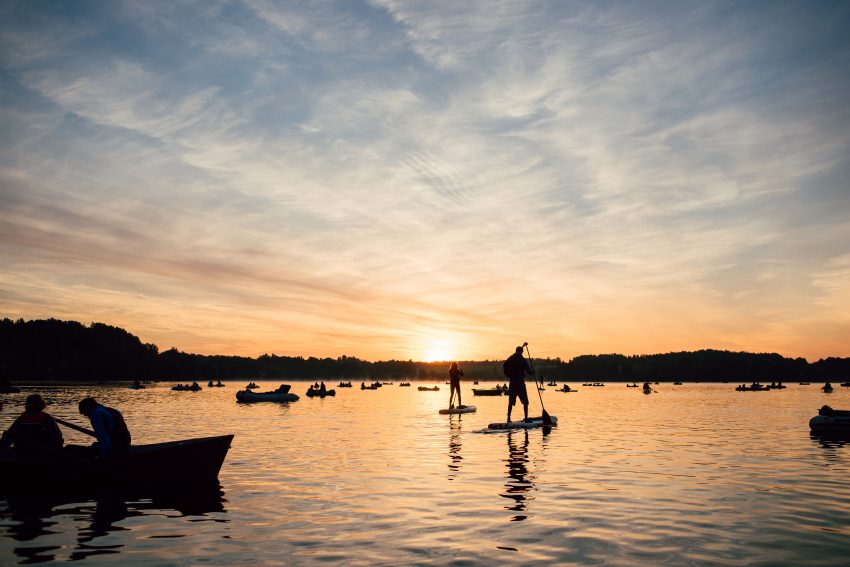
[[0, 434, 234, 493], [236, 390, 299, 402]]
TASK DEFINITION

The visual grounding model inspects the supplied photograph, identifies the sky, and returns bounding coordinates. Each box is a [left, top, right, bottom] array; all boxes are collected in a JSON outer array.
[[1, 1, 849, 363]]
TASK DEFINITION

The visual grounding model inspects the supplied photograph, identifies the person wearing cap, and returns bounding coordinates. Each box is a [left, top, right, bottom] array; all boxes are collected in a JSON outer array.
[[0, 394, 64, 459], [504, 346, 533, 422], [78, 397, 131, 457]]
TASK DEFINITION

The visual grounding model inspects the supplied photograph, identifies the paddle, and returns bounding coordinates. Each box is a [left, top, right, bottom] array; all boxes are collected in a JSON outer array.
[[56, 418, 97, 438], [523, 342, 553, 426]]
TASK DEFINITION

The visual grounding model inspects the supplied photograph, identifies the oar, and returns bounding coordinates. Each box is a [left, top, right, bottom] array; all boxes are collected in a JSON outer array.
[[56, 417, 96, 438], [523, 342, 552, 426]]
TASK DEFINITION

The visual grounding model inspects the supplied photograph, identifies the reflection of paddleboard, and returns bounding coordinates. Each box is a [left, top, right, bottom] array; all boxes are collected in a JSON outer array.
[[439, 405, 477, 414], [486, 416, 557, 430]]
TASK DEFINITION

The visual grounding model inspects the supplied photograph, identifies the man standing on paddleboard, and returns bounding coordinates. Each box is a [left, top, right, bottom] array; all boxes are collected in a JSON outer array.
[[504, 346, 533, 422]]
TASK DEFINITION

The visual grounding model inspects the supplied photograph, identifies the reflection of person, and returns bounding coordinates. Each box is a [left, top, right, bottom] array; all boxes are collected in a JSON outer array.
[[0, 394, 63, 459], [504, 346, 533, 422], [448, 362, 465, 408], [78, 397, 131, 457], [503, 430, 531, 520]]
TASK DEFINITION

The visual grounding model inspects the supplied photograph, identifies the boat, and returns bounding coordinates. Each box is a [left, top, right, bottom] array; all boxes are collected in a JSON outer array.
[[418, 386, 440, 391], [337, 382, 353, 388], [558, 386, 576, 392], [840, 382, 850, 387], [472, 388, 503, 396], [626, 383, 638, 388], [306, 387, 336, 398], [207, 380, 225, 387], [809, 406, 850, 436], [736, 384, 768, 392], [236, 385, 298, 402], [399, 382, 411, 387], [0, 434, 234, 490], [673, 381, 683, 385], [486, 416, 558, 431], [172, 383, 202, 391], [361, 383, 378, 390], [246, 382, 260, 389]]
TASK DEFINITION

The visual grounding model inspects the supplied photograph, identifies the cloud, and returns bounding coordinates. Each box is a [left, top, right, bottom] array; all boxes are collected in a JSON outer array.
[[1, 1, 848, 360]]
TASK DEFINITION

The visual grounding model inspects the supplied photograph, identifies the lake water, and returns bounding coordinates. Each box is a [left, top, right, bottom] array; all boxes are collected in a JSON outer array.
[[1, 381, 849, 565]]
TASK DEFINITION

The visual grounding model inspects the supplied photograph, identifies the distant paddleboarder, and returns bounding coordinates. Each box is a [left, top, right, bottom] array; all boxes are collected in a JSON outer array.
[[503, 346, 534, 422], [448, 362, 465, 409]]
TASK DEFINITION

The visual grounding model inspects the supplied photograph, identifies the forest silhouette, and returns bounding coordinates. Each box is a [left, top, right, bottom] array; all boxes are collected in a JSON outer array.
[[1, 318, 848, 382]]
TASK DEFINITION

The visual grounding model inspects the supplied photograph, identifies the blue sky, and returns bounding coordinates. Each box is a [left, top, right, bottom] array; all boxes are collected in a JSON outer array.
[[1, 1, 848, 361]]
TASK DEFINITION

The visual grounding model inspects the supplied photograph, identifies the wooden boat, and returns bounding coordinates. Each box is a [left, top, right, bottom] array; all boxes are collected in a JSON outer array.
[[472, 388, 503, 396], [809, 406, 850, 436], [418, 386, 440, 391], [236, 386, 298, 402], [0, 434, 234, 491]]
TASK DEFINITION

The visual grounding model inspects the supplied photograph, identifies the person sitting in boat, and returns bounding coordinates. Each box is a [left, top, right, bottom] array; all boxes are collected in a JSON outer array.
[[0, 394, 63, 459], [319, 382, 327, 394], [643, 382, 652, 393], [448, 361, 465, 409], [78, 397, 131, 457]]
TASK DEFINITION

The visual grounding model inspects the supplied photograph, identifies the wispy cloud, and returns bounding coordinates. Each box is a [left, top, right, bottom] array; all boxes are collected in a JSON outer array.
[[1, 0, 848, 360]]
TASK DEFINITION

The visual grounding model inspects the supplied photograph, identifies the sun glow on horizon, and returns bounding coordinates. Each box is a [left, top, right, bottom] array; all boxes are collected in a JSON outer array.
[[422, 339, 455, 363]]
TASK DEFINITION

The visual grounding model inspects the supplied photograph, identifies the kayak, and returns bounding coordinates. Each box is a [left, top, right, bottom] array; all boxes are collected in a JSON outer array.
[[236, 389, 299, 402], [486, 416, 558, 431], [0, 434, 233, 492], [439, 405, 477, 414]]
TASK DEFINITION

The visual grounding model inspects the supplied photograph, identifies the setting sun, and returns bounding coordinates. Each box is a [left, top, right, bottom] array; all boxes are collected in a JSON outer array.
[[422, 339, 454, 363]]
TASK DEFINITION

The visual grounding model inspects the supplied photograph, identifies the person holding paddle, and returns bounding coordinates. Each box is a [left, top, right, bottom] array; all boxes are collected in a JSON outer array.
[[448, 361, 466, 409], [77, 397, 132, 457], [504, 346, 534, 423], [0, 394, 64, 459]]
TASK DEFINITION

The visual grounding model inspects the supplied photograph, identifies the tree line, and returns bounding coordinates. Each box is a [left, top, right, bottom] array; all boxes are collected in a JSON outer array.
[[1, 318, 848, 382]]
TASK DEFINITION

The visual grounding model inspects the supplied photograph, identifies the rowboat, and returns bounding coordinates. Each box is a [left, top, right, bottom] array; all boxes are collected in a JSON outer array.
[[418, 386, 440, 391], [0, 434, 234, 492]]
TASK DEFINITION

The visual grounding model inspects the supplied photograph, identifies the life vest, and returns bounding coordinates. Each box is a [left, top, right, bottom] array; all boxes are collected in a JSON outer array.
[[13, 411, 62, 458]]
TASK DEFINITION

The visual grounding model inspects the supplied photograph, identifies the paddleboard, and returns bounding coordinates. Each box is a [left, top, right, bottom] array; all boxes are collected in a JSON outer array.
[[439, 405, 477, 414], [486, 415, 557, 430]]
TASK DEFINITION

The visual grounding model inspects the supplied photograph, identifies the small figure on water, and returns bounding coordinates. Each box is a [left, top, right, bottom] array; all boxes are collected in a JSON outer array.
[[77, 397, 132, 457], [448, 362, 465, 409], [0, 394, 63, 459], [504, 346, 533, 422]]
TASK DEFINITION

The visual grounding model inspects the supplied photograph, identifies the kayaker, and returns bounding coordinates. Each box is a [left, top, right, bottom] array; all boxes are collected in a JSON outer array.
[[78, 397, 132, 457], [504, 346, 533, 423], [448, 362, 465, 409], [0, 394, 63, 459]]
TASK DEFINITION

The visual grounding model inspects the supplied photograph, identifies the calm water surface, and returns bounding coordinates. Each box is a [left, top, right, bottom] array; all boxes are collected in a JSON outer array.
[[1, 381, 849, 565]]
